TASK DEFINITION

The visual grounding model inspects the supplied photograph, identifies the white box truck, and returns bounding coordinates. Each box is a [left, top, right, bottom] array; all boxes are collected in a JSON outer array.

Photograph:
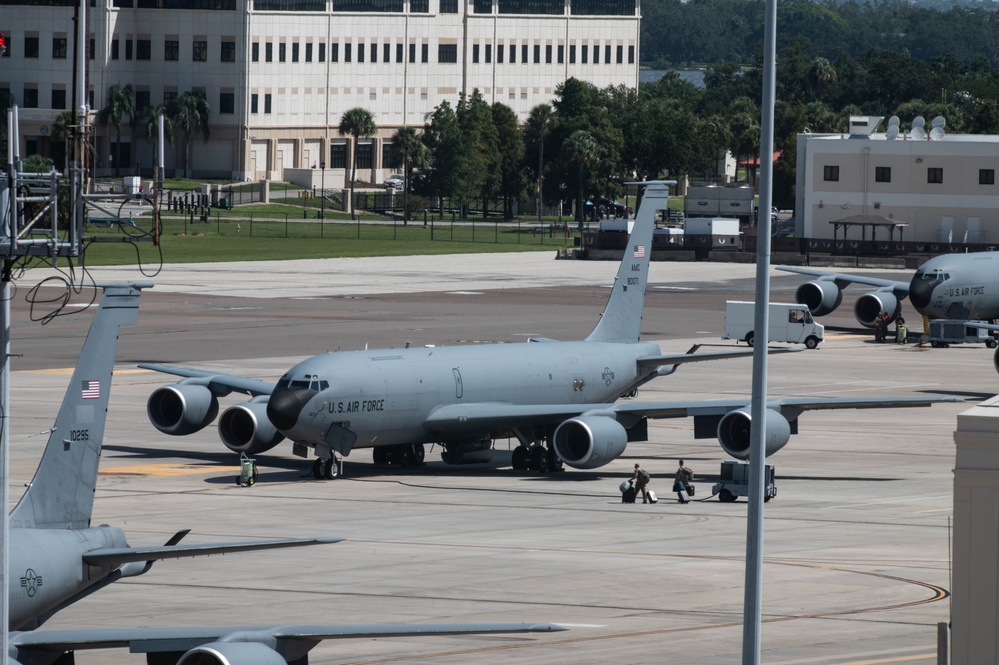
[[723, 301, 824, 349]]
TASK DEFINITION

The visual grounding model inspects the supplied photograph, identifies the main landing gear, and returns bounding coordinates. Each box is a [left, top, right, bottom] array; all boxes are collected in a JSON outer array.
[[372, 443, 426, 467], [511, 444, 563, 473], [312, 455, 342, 480]]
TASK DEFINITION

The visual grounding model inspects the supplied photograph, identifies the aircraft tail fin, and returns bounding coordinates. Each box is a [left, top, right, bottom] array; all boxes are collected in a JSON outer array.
[[584, 181, 671, 344], [10, 281, 151, 530]]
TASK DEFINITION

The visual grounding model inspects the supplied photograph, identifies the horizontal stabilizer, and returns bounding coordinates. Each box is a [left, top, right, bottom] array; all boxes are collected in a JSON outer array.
[[82, 536, 342, 567], [636, 347, 801, 368]]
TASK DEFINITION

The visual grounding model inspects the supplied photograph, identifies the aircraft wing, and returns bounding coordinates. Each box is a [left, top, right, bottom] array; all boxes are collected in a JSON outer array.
[[11, 623, 566, 663], [82, 536, 343, 567], [138, 363, 275, 396], [777, 266, 909, 295], [424, 395, 962, 432], [963, 322, 999, 333], [636, 347, 800, 368]]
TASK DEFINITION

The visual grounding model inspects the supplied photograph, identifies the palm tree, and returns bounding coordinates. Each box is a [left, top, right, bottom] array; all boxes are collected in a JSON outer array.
[[338, 107, 376, 215], [526, 104, 554, 222], [170, 90, 211, 178], [98, 84, 134, 177], [562, 130, 598, 228], [139, 105, 175, 176], [387, 126, 430, 224]]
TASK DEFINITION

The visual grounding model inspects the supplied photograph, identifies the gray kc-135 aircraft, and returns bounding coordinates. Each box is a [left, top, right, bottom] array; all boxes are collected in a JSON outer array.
[[141, 181, 958, 478], [7, 282, 561, 664]]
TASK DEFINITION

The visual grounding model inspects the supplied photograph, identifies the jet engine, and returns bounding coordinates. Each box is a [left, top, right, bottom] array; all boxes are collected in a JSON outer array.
[[795, 279, 843, 317], [993, 346, 999, 375], [552, 415, 628, 469], [853, 290, 901, 328], [147, 383, 219, 436], [218, 396, 285, 455], [717, 408, 791, 460], [176, 641, 285, 665]]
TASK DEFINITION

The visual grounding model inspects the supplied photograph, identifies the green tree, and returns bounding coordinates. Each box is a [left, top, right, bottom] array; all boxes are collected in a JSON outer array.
[[808, 57, 838, 102], [98, 84, 134, 177], [421, 101, 462, 215], [491, 102, 525, 219], [524, 103, 555, 220], [562, 130, 599, 227], [387, 125, 431, 224], [169, 90, 211, 178], [338, 107, 377, 213], [455, 90, 500, 219]]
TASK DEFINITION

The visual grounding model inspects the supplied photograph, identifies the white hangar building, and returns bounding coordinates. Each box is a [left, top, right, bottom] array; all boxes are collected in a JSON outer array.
[[2, 0, 640, 182], [795, 116, 999, 245]]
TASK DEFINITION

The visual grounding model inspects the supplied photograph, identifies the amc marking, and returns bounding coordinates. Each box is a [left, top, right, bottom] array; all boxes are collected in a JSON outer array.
[[20, 569, 43, 597], [602, 368, 615, 386]]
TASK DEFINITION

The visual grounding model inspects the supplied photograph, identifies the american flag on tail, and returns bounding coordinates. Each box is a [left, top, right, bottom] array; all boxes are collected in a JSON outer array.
[[81, 380, 100, 400]]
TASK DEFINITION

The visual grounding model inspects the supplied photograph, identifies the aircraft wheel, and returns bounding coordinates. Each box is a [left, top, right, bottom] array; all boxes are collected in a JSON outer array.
[[546, 447, 564, 472], [530, 446, 549, 473], [312, 458, 325, 480], [411, 444, 425, 465], [249, 465, 258, 485], [511, 446, 530, 470], [441, 449, 454, 464], [988, 339, 998, 349], [763, 493, 772, 503], [323, 458, 339, 480], [373, 447, 389, 465], [398, 446, 413, 467], [805, 336, 819, 349], [745, 332, 755, 347], [719, 489, 736, 502], [235, 475, 242, 486]]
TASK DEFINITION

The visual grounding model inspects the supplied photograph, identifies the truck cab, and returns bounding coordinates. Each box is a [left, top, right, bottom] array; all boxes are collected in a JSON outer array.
[[723, 301, 824, 349]]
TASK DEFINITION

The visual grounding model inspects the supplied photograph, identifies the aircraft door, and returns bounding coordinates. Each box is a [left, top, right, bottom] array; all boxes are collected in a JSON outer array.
[[453, 368, 463, 399]]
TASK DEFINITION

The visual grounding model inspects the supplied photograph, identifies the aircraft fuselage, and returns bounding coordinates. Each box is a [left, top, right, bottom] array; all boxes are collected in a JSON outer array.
[[909, 251, 999, 320]]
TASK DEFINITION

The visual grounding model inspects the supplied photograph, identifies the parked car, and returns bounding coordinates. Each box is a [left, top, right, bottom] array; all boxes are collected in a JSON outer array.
[[384, 173, 406, 189], [598, 198, 633, 218]]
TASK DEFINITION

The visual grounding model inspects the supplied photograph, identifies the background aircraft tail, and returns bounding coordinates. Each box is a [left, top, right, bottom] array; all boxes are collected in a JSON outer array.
[[584, 181, 671, 344], [10, 281, 151, 530]]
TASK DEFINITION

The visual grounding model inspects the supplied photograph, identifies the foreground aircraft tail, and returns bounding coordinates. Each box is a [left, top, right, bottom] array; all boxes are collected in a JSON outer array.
[[585, 181, 672, 344], [10, 281, 152, 530]]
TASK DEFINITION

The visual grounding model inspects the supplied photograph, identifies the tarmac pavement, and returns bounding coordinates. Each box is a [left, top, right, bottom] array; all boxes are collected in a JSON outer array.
[[6, 253, 984, 664]]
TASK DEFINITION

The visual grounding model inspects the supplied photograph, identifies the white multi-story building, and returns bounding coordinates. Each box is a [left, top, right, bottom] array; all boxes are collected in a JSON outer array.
[[2, 0, 640, 182], [795, 116, 999, 244]]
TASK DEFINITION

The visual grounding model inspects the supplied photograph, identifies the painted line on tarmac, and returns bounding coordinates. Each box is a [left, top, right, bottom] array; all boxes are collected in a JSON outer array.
[[99, 463, 237, 477]]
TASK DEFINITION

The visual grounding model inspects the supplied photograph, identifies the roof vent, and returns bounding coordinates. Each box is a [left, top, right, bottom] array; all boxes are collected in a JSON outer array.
[[848, 115, 884, 138]]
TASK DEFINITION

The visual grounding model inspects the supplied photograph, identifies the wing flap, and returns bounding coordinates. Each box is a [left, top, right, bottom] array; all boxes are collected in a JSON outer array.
[[138, 364, 275, 397], [83, 537, 343, 567]]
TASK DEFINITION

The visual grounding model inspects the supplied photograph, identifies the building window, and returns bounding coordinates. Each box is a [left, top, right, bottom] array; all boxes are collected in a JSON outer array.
[[422, 43, 428, 63], [383, 43, 390, 62], [193, 40, 208, 61], [473, 0, 491, 12], [255, 0, 324, 8], [557, 44, 563, 63], [568, 44, 575, 64], [251, 93, 258, 113], [396, 43, 403, 62], [89, 38, 95, 60], [51, 89, 66, 109], [53, 37, 68, 59], [265, 42, 273, 62], [264, 93, 272, 113], [498, 0, 561, 12], [345, 43, 352, 62], [522, 43, 528, 63], [440, 0, 457, 11], [23, 87, 38, 108], [535, 44, 541, 63], [222, 40, 236, 61], [330, 43, 338, 62], [356, 142, 373, 169], [163, 90, 177, 107], [616, 44, 622, 63], [485, 44, 491, 63], [305, 43, 312, 62], [111, 39, 120, 59], [581, 44, 587, 63], [279, 42, 286, 62], [509, 42, 515, 63], [135, 90, 150, 111], [571, 0, 632, 13], [628, 44, 634, 63], [472, 44, 479, 63], [137, 39, 151, 60], [927, 167, 943, 184], [382, 142, 401, 168], [497, 44, 504, 63], [370, 43, 377, 62], [292, 42, 300, 62], [439, 44, 457, 63], [875, 166, 891, 183], [220, 92, 234, 114], [980, 169, 995, 185], [1, 37, 9, 58], [823, 165, 839, 182], [358, 42, 365, 62], [24, 37, 39, 58], [165, 40, 179, 61], [409, 43, 415, 63], [604, 44, 610, 63], [319, 42, 325, 61], [411, 0, 428, 11], [330, 143, 347, 168]]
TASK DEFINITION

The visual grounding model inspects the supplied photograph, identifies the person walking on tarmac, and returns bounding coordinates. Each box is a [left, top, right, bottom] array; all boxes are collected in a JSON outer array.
[[874, 311, 887, 343], [674, 460, 694, 504], [631, 464, 652, 504]]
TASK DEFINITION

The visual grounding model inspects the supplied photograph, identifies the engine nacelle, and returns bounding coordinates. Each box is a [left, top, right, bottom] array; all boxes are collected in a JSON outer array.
[[218, 397, 285, 455], [717, 408, 791, 460], [853, 290, 901, 328], [795, 279, 843, 317], [147, 383, 219, 436], [552, 415, 628, 470], [177, 641, 285, 665]]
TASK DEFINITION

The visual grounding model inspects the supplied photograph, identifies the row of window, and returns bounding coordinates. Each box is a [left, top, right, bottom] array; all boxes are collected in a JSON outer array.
[[9, 84, 236, 115], [250, 39, 634, 65], [2, 35, 238, 63], [823, 165, 996, 185], [250, 0, 631, 13]]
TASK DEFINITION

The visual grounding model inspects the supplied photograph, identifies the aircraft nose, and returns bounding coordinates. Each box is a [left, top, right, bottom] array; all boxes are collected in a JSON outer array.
[[267, 387, 316, 431], [908, 272, 938, 310]]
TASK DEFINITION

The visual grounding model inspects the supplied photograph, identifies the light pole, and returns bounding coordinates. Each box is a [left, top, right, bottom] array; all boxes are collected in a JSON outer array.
[[320, 160, 326, 221]]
